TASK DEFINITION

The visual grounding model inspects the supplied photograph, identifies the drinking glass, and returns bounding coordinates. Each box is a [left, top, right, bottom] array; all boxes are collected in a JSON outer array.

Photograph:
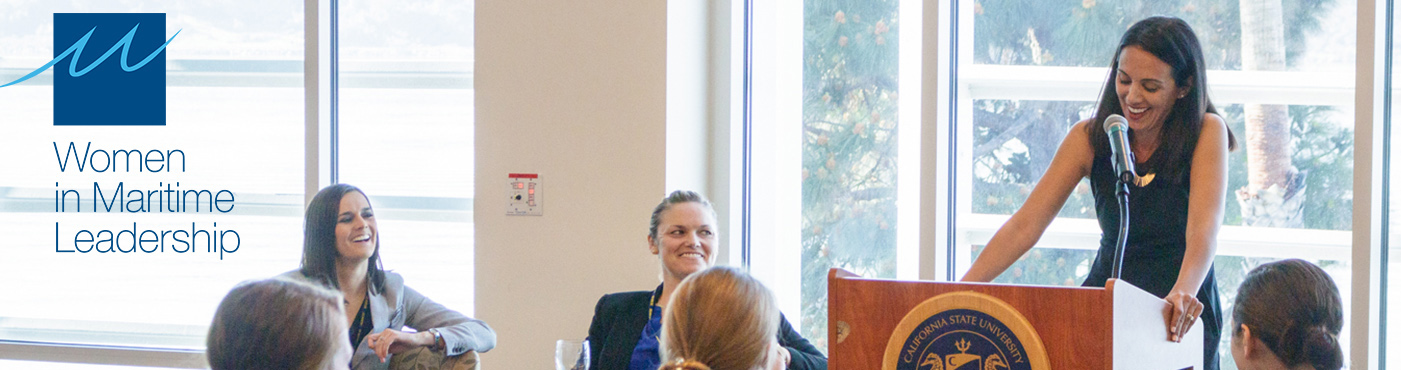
[[555, 339, 590, 370]]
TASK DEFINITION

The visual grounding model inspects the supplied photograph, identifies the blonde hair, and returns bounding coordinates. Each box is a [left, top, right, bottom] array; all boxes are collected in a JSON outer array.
[[207, 279, 346, 370], [659, 266, 779, 370]]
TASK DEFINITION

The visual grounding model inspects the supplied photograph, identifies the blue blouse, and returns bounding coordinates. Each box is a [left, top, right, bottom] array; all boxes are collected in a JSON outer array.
[[626, 304, 663, 370]]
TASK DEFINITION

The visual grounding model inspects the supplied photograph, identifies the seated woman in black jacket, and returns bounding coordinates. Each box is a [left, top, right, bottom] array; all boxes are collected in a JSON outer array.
[[586, 191, 827, 370]]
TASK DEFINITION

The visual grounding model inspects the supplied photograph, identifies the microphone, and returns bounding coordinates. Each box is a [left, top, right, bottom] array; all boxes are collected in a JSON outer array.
[[1103, 114, 1136, 184], [1104, 114, 1134, 280]]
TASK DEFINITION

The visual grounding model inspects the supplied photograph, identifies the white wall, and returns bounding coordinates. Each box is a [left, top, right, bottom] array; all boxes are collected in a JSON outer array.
[[475, 1, 669, 369]]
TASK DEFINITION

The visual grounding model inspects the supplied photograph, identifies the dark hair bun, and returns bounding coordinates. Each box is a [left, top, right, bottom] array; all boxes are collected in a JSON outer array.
[[1300, 325, 1343, 370], [1233, 260, 1343, 370]]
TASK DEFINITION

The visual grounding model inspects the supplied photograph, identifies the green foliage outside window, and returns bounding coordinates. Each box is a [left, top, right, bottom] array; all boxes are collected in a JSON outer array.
[[798, 0, 1349, 362], [801, 0, 901, 352], [968, 2, 1348, 369]]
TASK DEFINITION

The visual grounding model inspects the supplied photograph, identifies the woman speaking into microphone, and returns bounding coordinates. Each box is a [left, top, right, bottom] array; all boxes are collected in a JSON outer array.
[[960, 16, 1236, 369]]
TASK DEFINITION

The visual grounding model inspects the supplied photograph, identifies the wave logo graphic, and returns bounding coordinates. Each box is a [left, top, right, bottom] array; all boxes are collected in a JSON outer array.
[[1, 13, 180, 126]]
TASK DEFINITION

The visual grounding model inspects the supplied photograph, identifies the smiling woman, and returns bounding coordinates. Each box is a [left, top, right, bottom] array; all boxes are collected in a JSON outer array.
[[961, 16, 1237, 370], [280, 183, 496, 370], [648, 194, 719, 287], [585, 190, 827, 370]]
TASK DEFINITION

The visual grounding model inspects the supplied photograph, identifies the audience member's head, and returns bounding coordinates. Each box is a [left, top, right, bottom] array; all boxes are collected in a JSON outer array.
[[207, 279, 352, 370], [647, 190, 719, 285], [658, 266, 783, 370], [1231, 259, 1343, 370]]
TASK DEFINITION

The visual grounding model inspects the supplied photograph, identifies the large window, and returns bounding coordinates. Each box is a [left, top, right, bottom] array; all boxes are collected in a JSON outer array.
[[337, 0, 477, 316], [960, 2, 1355, 368], [0, 0, 476, 366], [748, 0, 921, 352], [797, 0, 906, 349], [1388, 0, 1401, 362], [0, 0, 305, 350]]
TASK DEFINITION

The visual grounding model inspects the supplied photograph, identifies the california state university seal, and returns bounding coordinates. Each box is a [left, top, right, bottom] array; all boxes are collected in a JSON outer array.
[[882, 292, 1050, 370]]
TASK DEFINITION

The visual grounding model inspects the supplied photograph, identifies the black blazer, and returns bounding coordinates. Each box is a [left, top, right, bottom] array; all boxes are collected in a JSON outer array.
[[586, 285, 827, 370]]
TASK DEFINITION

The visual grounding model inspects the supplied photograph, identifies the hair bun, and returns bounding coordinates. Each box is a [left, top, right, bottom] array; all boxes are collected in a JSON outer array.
[[1301, 325, 1343, 370], [658, 359, 712, 370]]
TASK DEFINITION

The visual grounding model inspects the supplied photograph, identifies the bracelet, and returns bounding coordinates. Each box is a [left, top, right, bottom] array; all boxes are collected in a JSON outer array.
[[428, 328, 445, 351]]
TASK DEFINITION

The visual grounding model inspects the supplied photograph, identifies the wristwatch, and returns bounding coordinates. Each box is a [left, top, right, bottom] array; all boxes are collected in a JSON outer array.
[[428, 328, 445, 351]]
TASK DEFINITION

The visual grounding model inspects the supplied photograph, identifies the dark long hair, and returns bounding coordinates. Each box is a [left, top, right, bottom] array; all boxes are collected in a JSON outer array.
[[1232, 259, 1343, 370], [299, 183, 387, 293], [1087, 16, 1236, 183]]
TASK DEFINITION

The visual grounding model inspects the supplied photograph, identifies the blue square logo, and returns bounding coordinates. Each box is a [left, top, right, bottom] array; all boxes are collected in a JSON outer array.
[[53, 13, 168, 126]]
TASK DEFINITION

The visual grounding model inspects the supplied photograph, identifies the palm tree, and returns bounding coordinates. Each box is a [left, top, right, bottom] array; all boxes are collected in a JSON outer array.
[[1237, 0, 1306, 227]]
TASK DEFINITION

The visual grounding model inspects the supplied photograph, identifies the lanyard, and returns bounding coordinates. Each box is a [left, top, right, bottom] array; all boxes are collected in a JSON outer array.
[[647, 290, 662, 341]]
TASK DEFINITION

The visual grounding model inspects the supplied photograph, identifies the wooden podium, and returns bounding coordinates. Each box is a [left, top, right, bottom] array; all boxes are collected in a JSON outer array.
[[827, 268, 1202, 369]]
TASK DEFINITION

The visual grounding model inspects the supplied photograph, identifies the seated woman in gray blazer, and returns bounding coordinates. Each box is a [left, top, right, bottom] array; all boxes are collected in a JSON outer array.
[[281, 184, 496, 369], [586, 191, 827, 370]]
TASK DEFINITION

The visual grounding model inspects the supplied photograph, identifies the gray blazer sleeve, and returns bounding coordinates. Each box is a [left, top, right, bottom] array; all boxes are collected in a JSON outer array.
[[401, 285, 497, 355]]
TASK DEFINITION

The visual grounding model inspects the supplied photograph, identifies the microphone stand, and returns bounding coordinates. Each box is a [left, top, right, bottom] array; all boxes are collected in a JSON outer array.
[[1111, 174, 1131, 280]]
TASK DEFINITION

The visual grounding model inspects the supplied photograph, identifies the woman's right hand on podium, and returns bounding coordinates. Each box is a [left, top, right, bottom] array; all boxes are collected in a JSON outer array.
[[1163, 289, 1203, 342]]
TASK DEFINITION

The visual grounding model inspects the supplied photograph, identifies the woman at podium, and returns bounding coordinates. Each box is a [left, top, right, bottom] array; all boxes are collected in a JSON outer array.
[[585, 191, 826, 370], [960, 16, 1236, 370]]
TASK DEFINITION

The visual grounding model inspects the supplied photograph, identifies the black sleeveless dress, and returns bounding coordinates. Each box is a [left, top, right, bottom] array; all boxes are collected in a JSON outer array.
[[1083, 152, 1222, 370]]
